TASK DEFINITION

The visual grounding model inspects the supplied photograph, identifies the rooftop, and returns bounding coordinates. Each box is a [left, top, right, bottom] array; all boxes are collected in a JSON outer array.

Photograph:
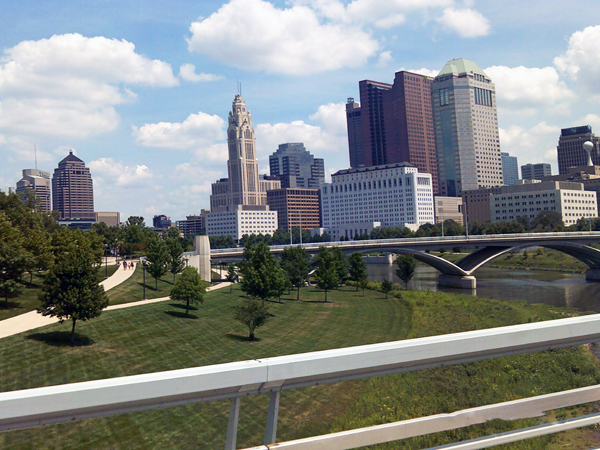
[[437, 58, 487, 77]]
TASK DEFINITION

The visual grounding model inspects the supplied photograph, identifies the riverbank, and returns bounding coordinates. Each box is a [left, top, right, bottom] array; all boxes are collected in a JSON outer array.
[[1, 285, 599, 449]]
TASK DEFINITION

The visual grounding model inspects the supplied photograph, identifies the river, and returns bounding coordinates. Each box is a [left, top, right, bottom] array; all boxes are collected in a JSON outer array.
[[367, 264, 600, 313]]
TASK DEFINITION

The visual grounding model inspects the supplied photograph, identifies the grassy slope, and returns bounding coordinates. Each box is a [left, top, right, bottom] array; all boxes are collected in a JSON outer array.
[[0, 286, 598, 449], [0, 265, 120, 321], [104, 265, 180, 306]]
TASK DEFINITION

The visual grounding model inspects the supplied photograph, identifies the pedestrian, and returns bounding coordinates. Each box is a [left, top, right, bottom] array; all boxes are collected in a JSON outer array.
[[123, 261, 127, 270], [129, 262, 134, 270]]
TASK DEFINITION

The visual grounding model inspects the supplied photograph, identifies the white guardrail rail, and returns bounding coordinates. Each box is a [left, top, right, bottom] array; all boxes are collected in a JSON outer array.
[[2, 314, 600, 449], [207, 231, 600, 255]]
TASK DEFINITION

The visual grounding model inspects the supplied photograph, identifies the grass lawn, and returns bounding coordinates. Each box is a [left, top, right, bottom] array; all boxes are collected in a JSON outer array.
[[0, 285, 599, 449], [0, 265, 120, 321], [105, 265, 180, 306]]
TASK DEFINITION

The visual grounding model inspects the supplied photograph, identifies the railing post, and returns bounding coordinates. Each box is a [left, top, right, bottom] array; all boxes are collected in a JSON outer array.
[[225, 397, 241, 450], [264, 391, 281, 445]]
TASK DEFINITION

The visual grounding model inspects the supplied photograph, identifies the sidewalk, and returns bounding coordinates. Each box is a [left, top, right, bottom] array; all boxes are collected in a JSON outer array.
[[0, 280, 231, 340]]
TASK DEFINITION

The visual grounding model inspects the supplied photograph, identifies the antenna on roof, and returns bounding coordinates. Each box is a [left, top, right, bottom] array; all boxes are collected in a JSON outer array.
[[240, 82, 242, 96], [236, 81, 240, 95], [34, 144, 37, 169]]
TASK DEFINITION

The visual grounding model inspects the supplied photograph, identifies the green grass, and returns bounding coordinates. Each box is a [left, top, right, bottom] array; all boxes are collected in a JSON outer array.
[[0, 265, 120, 321], [0, 286, 599, 449], [105, 266, 180, 306]]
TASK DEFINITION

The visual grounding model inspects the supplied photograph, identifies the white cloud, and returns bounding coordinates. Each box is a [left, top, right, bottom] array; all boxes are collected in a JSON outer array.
[[436, 7, 490, 38], [346, 0, 451, 25], [179, 63, 223, 82], [187, 0, 379, 75], [132, 112, 225, 150], [0, 33, 178, 139], [554, 25, 600, 94], [309, 102, 347, 135], [403, 67, 439, 78], [500, 122, 560, 168], [377, 50, 393, 67], [578, 114, 600, 131], [484, 65, 574, 109], [89, 158, 153, 187]]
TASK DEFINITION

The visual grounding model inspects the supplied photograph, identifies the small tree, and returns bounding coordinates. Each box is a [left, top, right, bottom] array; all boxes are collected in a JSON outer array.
[[226, 264, 237, 293], [280, 246, 311, 300], [348, 252, 367, 292], [238, 241, 287, 305], [146, 236, 169, 289], [314, 246, 340, 302], [381, 279, 393, 299], [234, 297, 270, 340], [395, 254, 416, 290], [166, 237, 186, 283], [0, 213, 29, 304], [331, 246, 348, 286], [170, 266, 207, 317], [38, 247, 109, 345]]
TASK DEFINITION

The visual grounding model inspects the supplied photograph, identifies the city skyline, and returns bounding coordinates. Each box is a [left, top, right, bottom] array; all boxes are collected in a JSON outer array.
[[1, 1, 599, 222]]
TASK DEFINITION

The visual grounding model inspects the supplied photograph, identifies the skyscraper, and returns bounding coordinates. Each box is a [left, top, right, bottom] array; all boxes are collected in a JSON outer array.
[[346, 72, 439, 193], [521, 163, 551, 180], [269, 143, 324, 189], [210, 94, 280, 210], [431, 58, 502, 197], [501, 152, 518, 186], [557, 125, 600, 174], [16, 169, 51, 212], [52, 151, 94, 220]]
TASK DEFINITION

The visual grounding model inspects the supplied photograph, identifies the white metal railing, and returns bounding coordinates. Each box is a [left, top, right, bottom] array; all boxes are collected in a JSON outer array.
[[2, 314, 600, 449], [208, 231, 600, 255]]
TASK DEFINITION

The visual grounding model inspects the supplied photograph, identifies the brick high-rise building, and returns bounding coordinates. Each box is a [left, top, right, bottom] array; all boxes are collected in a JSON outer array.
[[266, 188, 321, 232], [52, 151, 94, 220], [346, 72, 439, 193], [16, 169, 51, 213], [557, 125, 600, 174], [431, 58, 503, 197]]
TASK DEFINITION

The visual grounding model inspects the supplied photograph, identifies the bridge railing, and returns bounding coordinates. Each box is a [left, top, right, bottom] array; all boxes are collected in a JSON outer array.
[[209, 231, 600, 254], [2, 314, 600, 449]]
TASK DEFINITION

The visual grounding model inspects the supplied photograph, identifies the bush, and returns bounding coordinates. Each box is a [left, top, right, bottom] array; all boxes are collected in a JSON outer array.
[[452, 247, 461, 254]]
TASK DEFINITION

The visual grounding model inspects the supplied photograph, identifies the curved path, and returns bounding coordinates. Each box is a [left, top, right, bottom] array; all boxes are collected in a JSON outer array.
[[0, 264, 230, 340]]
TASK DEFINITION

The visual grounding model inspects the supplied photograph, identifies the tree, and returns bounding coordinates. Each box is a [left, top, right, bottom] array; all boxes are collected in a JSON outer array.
[[395, 253, 416, 290], [348, 252, 367, 292], [314, 246, 340, 302], [234, 297, 270, 340], [238, 241, 287, 305], [146, 236, 169, 289], [0, 213, 29, 304], [532, 210, 564, 232], [170, 267, 207, 317], [226, 264, 237, 293], [331, 246, 348, 286], [381, 279, 393, 299], [166, 237, 186, 283], [38, 246, 109, 345], [280, 246, 311, 300]]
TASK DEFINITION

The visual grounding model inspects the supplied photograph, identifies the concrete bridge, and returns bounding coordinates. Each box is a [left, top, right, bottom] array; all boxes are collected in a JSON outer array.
[[187, 232, 600, 289]]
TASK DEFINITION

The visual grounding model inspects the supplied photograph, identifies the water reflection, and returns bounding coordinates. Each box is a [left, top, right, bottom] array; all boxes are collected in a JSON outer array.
[[367, 264, 600, 313]]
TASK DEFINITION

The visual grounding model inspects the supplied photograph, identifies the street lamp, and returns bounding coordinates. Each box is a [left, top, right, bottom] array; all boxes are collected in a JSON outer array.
[[104, 244, 108, 279], [140, 257, 148, 300]]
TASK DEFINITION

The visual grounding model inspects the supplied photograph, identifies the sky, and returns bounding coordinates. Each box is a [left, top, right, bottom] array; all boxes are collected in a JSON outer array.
[[1, 0, 599, 224]]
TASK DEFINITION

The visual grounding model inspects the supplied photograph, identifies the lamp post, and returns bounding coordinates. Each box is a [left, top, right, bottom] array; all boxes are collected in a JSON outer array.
[[140, 257, 147, 300], [104, 245, 108, 279]]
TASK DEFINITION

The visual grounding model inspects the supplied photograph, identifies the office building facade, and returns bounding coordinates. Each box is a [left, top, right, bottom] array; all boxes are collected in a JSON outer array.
[[320, 163, 434, 240], [346, 72, 439, 193], [52, 151, 94, 220], [431, 58, 502, 197], [501, 152, 518, 186], [16, 169, 51, 213], [94, 212, 120, 227], [210, 94, 280, 211], [269, 143, 324, 189], [557, 125, 600, 174], [206, 205, 277, 240], [176, 210, 209, 237], [521, 163, 552, 180], [266, 188, 321, 232], [490, 181, 597, 227], [153, 215, 171, 230], [434, 196, 464, 225]]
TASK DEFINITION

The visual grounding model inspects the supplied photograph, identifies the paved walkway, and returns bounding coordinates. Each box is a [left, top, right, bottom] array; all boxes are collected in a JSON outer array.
[[0, 277, 231, 340]]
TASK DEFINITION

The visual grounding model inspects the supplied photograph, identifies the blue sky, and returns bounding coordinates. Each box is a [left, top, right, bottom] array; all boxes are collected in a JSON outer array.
[[1, 0, 599, 223]]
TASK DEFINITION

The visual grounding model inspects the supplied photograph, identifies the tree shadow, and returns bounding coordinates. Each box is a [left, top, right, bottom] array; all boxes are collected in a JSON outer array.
[[0, 301, 21, 310], [164, 310, 198, 319], [225, 333, 261, 342], [169, 303, 198, 311], [26, 331, 94, 347]]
